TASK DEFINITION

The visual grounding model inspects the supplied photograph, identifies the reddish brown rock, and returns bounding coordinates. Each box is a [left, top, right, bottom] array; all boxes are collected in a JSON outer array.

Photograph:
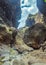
[[23, 23, 46, 49]]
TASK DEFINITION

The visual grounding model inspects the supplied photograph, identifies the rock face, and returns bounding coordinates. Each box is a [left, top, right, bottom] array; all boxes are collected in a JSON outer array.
[[0, 1, 46, 65], [15, 27, 34, 53], [0, 24, 17, 47], [0, 24, 46, 65], [37, 0, 46, 16], [0, 0, 21, 27], [23, 23, 46, 49]]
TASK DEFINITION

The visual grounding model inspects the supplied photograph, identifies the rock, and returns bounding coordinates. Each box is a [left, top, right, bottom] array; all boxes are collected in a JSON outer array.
[[0, 20, 46, 65], [0, 43, 18, 65], [34, 13, 43, 24], [43, 16, 46, 24], [15, 27, 34, 54], [37, 0, 46, 16], [23, 23, 46, 49], [12, 50, 46, 65], [32, 63, 46, 65], [41, 41, 46, 51], [13, 59, 27, 65], [0, 24, 46, 65], [0, 0, 21, 27], [0, 24, 17, 47], [0, 0, 12, 26], [26, 13, 43, 27]]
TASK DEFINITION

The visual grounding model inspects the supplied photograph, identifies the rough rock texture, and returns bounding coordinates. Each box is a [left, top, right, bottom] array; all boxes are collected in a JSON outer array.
[[37, 0, 46, 16], [15, 27, 34, 53], [0, 24, 46, 65], [0, 24, 17, 47], [0, 0, 46, 65], [13, 49, 46, 65], [0, 0, 21, 27], [23, 23, 46, 49]]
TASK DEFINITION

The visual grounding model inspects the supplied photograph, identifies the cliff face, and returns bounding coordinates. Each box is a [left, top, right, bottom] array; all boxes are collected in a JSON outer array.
[[37, 0, 46, 16], [0, 0, 46, 29], [0, 0, 21, 27]]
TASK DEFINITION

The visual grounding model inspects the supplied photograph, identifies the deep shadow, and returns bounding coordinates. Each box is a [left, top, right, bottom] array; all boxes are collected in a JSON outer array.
[[37, 0, 46, 16], [0, 0, 21, 28], [10, 0, 21, 28], [26, 15, 35, 27], [37, 0, 46, 24]]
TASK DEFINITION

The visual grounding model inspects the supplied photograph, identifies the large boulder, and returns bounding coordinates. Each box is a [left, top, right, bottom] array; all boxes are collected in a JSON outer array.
[[23, 23, 46, 49]]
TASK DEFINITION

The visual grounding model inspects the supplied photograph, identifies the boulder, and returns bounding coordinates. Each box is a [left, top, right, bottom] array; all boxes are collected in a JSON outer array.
[[0, 24, 17, 47], [23, 23, 46, 49]]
